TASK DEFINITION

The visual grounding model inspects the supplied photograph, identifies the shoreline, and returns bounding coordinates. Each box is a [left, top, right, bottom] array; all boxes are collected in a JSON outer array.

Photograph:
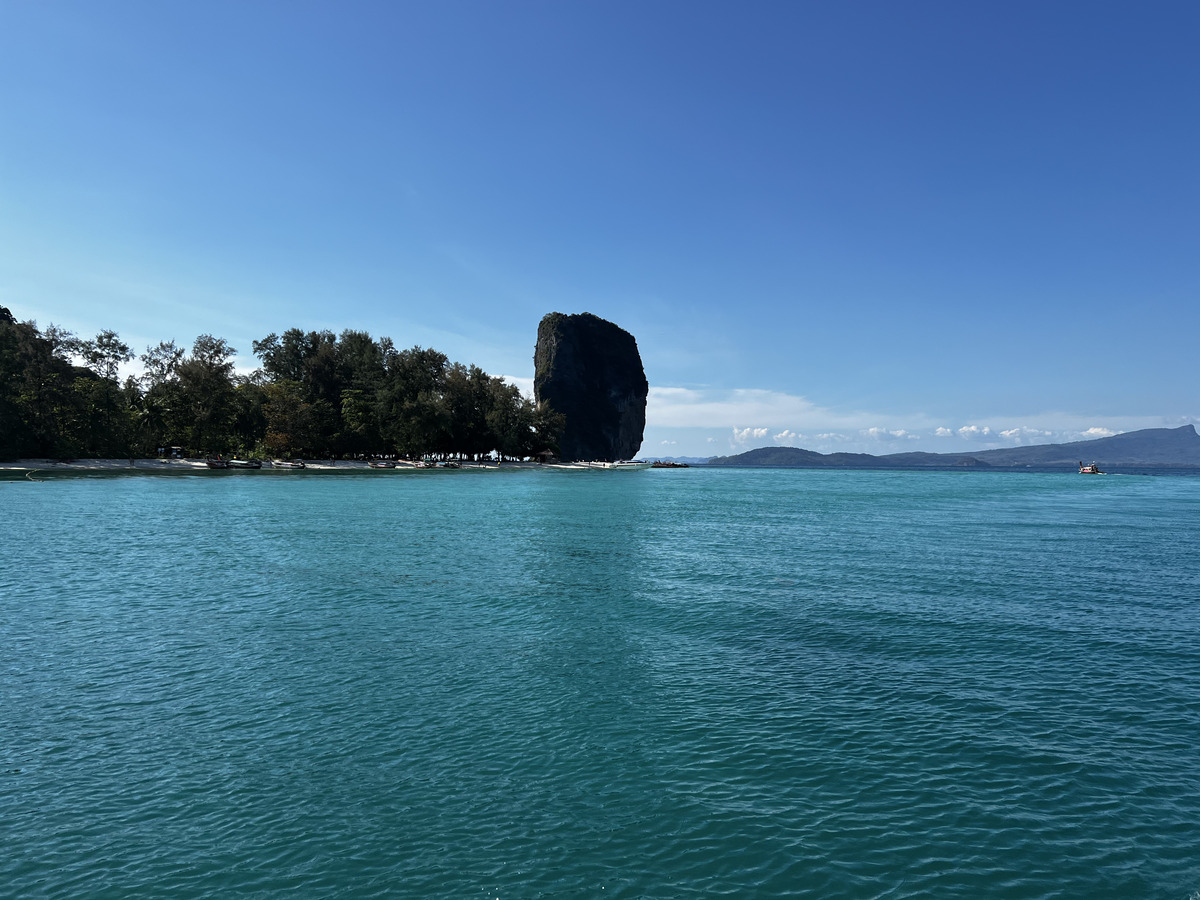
[[0, 458, 641, 473], [0, 458, 549, 472], [3, 459, 1196, 476]]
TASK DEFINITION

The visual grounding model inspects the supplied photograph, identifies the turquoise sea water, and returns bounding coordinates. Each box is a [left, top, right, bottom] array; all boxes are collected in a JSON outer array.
[[3, 467, 1199, 898]]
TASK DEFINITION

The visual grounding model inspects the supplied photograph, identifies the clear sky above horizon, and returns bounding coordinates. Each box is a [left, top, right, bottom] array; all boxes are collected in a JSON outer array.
[[3, 1, 1197, 457]]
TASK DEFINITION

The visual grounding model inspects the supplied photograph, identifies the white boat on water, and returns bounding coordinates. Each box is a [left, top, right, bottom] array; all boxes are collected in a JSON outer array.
[[585, 460, 653, 471]]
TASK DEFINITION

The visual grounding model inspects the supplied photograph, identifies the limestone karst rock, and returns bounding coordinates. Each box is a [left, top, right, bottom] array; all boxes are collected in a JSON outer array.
[[533, 312, 648, 462]]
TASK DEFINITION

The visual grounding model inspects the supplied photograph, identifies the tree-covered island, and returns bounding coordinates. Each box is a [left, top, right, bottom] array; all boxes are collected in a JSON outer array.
[[0, 306, 564, 462]]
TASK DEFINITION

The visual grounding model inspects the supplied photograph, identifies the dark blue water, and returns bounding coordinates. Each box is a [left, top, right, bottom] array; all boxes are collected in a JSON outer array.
[[3, 468, 1199, 898]]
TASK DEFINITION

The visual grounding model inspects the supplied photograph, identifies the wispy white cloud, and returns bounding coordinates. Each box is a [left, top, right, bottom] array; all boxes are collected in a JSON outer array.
[[732, 426, 769, 444], [648, 386, 935, 433], [649, 387, 830, 428], [639, 385, 1195, 456], [500, 375, 535, 398], [957, 425, 992, 439], [999, 426, 1054, 443], [863, 427, 916, 441]]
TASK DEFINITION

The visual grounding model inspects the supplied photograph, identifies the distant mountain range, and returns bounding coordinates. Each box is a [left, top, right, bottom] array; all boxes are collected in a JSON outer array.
[[705, 424, 1200, 469]]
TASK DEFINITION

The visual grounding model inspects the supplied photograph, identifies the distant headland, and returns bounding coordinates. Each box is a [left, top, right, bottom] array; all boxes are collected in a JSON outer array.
[[706, 425, 1200, 469]]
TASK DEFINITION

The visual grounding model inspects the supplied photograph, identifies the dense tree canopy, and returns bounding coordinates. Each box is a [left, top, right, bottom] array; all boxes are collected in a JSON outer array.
[[0, 308, 562, 461]]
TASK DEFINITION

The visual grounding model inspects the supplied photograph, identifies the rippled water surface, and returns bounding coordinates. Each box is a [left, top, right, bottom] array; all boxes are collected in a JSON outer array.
[[3, 467, 1199, 898]]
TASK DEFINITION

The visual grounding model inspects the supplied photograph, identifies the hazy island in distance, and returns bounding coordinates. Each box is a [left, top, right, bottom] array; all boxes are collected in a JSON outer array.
[[703, 425, 1200, 469]]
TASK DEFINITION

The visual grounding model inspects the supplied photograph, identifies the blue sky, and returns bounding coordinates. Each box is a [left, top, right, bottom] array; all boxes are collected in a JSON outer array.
[[2, 1, 1197, 457]]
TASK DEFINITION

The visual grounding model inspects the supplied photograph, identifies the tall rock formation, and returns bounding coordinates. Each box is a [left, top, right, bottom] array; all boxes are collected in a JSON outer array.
[[534, 312, 648, 462]]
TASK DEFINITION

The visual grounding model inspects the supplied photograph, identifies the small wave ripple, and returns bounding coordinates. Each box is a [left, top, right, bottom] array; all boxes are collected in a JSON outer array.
[[2, 469, 1199, 898]]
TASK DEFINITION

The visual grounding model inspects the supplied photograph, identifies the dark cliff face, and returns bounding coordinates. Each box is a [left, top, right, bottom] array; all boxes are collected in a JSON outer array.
[[533, 312, 648, 462]]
